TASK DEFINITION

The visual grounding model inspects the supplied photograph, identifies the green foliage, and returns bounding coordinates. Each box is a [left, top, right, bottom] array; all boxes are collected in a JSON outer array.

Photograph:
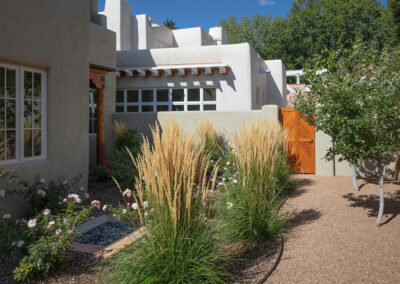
[[294, 43, 400, 165], [163, 19, 178, 30], [108, 217, 230, 284], [0, 217, 18, 256], [8, 175, 82, 215], [94, 129, 141, 189], [115, 129, 142, 154], [221, 0, 397, 69], [11, 199, 90, 282]]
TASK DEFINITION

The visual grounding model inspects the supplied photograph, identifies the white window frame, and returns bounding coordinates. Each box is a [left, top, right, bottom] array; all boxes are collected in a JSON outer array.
[[116, 87, 218, 113], [0, 62, 46, 165]]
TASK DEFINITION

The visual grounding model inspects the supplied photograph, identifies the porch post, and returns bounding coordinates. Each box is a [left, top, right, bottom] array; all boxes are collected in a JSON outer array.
[[96, 87, 105, 164]]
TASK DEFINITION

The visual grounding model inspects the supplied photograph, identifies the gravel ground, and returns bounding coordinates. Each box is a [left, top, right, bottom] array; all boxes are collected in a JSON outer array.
[[267, 175, 400, 284]]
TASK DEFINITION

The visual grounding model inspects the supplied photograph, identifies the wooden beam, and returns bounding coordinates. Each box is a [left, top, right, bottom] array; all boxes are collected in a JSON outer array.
[[90, 68, 106, 89], [96, 87, 105, 164]]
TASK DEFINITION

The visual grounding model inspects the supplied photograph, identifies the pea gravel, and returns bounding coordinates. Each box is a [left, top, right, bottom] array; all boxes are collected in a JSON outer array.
[[267, 175, 400, 284]]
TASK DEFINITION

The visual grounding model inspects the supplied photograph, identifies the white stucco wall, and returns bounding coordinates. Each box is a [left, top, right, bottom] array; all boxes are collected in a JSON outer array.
[[115, 43, 275, 111], [265, 60, 287, 107], [209, 27, 228, 45]]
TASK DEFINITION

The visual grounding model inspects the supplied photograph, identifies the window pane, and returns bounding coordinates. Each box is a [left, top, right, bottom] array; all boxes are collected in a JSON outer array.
[[188, 89, 200, 101], [142, 105, 153, 112], [127, 105, 138, 112], [157, 89, 169, 102], [6, 69, 16, 98], [116, 106, 124, 112], [33, 101, 41, 128], [0, 130, 4, 160], [0, 99, 4, 128], [172, 105, 184, 111], [34, 73, 41, 99], [204, 104, 217, 111], [24, 130, 33, 157], [204, 89, 216, 101], [6, 99, 16, 129], [93, 119, 97, 133], [172, 89, 184, 102], [142, 90, 153, 102], [34, 130, 41, 156], [24, 101, 32, 128], [188, 105, 200, 111], [24, 71, 33, 99], [127, 90, 139, 102], [116, 90, 124, 103], [157, 105, 169, 112], [6, 130, 16, 160], [0, 68, 4, 98], [89, 120, 93, 134]]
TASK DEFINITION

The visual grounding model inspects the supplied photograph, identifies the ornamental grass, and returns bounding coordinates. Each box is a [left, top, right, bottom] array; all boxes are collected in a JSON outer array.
[[223, 119, 292, 243], [109, 120, 231, 283]]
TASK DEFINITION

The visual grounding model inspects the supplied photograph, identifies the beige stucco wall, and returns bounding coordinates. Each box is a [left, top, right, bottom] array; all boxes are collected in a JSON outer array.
[[112, 105, 279, 142], [0, 0, 116, 216]]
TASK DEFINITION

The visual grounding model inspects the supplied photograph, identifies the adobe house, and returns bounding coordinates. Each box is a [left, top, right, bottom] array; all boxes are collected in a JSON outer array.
[[0, 0, 116, 215]]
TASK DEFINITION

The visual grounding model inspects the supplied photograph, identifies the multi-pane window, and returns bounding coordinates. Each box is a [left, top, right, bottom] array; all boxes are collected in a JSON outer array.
[[115, 88, 217, 113], [89, 90, 97, 134], [0, 63, 46, 164]]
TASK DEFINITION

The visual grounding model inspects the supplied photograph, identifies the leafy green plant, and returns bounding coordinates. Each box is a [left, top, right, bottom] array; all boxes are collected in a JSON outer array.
[[0, 216, 18, 256], [7, 175, 82, 215], [12, 198, 90, 282], [115, 129, 142, 154]]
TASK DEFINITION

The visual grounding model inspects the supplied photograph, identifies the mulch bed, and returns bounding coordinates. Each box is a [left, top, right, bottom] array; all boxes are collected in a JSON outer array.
[[0, 177, 283, 284]]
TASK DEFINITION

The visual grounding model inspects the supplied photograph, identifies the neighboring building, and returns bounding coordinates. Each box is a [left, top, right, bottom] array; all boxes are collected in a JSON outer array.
[[0, 0, 116, 215], [102, 0, 287, 115]]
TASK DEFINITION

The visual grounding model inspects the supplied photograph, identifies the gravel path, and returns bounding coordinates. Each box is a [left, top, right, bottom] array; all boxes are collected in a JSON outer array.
[[267, 175, 400, 284]]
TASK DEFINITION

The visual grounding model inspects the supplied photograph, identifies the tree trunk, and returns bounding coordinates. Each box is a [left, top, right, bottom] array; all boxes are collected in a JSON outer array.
[[394, 150, 400, 181], [350, 163, 359, 191], [377, 164, 385, 227]]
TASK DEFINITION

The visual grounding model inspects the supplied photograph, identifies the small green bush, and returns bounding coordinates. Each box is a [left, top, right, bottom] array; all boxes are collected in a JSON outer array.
[[13, 198, 90, 282], [115, 129, 142, 153], [8, 175, 82, 214], [0, 216, 18, 256]]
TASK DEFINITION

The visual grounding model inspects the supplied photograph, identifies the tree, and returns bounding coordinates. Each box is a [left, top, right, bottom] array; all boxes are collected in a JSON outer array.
[[163, 19, 177, 30], [293, 43, 400, 226], [221, 0, 396, 69], [388, 0, 400, 43]]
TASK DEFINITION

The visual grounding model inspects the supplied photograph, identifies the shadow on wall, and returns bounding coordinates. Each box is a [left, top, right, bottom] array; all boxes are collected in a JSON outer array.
[[113, 113, 159, 143], [356, 155, 396, 179], [266, 73, 282, 106]]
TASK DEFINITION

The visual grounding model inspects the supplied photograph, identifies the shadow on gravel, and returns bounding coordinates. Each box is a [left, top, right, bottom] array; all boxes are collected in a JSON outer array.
[[343, 190, 400, 225], [287, 209, 322, 230], [358, 179, 400, 191]]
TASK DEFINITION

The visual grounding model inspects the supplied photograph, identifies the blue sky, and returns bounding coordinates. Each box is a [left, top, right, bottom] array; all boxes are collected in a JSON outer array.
[[98, 0, 388, 31]]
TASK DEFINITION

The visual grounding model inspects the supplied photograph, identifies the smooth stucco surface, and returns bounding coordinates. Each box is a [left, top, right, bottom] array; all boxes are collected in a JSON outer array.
[[0, 0, 116, 215]]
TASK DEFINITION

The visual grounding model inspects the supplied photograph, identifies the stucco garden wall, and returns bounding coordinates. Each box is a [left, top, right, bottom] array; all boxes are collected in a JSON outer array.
[[111, 105, 279, 143]]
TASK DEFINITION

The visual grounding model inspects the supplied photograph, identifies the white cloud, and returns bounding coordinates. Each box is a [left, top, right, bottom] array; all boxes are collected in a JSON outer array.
[[258, 0, 276, 5]]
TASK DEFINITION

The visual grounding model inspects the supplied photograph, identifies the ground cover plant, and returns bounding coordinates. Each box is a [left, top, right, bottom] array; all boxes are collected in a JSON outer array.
[[108, 121, 231, 283], [294, 43, 400, 226]]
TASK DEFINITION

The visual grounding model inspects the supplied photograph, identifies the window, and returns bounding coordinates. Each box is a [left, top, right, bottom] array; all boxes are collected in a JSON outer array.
[[115, 88, 218, 113], [89, 90, 97, 134], [0, 63, 46, 163]]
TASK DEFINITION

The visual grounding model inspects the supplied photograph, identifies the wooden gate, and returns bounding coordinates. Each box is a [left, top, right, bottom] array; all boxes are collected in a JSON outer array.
[[279, 108, 315, 174]]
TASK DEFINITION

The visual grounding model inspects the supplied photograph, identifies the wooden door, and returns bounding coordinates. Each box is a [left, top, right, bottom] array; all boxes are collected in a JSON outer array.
[[279, 108, 315, 174]]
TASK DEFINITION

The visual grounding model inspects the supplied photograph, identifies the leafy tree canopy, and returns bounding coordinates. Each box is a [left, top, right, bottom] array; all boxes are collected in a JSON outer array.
[[163, 19, 178, 30], [221, 0, 398, 69]]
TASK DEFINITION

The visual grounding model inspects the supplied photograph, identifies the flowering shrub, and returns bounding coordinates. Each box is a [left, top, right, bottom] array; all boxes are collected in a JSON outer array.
[[0, 213, 19, 256], [8, 175, 82, 214], [12, 198, 90, 282]]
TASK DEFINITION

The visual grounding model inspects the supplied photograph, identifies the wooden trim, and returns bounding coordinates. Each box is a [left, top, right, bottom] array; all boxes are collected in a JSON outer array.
[[96, 87, 105, 164]]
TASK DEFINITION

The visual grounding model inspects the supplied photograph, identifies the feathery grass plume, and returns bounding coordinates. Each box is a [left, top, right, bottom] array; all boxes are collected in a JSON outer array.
[[109, 120, 230, 283], [113, 120, 127, 140], [223, 119, 291, 243]]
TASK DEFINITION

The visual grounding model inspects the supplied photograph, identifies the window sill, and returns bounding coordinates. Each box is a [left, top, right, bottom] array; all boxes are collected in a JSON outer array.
[[1, 159, 50, 168]]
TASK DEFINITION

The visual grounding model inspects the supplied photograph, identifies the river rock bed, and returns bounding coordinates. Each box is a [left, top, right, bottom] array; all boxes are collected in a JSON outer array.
[[76, 222, 135, 247]]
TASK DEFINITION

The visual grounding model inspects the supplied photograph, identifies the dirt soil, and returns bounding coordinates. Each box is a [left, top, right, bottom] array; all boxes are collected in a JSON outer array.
[[267, 175, 400, 284]]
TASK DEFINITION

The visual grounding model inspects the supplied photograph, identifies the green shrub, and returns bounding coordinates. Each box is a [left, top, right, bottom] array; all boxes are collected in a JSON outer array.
[[115, 129, 142, 154], [8, 175, 82, 215], [13, 198, 90, 282], [0, 216, 18, 256], [93, 150, 138, 189]]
